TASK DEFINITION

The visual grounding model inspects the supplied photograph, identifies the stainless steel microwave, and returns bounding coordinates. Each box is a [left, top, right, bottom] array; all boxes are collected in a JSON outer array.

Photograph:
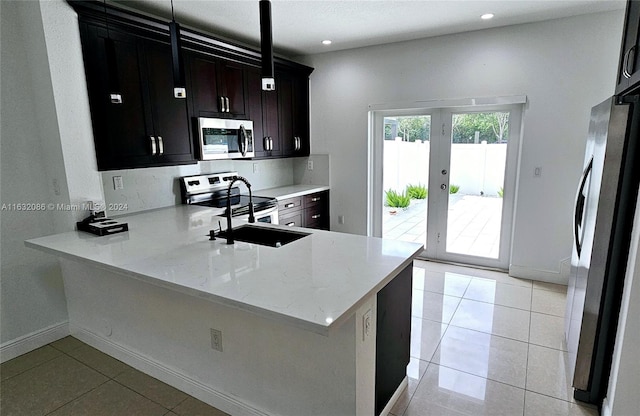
[[197, 118, 255, 160]]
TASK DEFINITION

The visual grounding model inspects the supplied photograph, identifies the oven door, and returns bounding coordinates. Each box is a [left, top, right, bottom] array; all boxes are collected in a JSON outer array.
[[234, 206, 279, 225], [198, 118, 255, 160]]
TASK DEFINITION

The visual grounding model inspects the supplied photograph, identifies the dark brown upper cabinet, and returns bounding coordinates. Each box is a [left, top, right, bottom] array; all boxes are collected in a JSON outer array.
[[617, 0, 640, 95], [80, 24, 194, 171], [278, 72, 310, 157], [70, 0, 313, 168], [186, 52, 249, 118]]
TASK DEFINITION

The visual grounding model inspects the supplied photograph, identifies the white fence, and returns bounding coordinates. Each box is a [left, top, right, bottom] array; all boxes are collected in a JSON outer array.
[[383, 139, 507, 196]]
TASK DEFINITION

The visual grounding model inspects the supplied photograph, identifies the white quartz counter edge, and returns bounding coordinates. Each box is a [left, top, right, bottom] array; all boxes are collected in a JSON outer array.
[[25, 206, 422, 336], [256, 185, 330, 200], [27, 238, 419, 336]]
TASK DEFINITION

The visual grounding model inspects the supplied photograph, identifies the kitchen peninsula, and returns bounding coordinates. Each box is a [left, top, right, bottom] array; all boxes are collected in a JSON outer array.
[[26, 205, 422, 416]]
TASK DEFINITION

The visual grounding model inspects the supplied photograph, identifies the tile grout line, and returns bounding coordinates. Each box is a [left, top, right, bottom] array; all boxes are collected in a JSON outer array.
[[523, 283, 534, 416]]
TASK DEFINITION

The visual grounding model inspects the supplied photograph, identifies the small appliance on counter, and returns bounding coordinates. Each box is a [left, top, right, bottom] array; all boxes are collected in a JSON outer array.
[[76, 202, 129, 236]]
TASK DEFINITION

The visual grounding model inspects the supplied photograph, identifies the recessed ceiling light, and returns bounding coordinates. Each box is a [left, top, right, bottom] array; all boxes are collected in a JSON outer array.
[[321, 40, 332, 45], [481, 13, 494, 20]]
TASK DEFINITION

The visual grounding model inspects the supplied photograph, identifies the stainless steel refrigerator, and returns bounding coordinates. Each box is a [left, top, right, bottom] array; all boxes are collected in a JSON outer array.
[[565, 95, 640, 405]]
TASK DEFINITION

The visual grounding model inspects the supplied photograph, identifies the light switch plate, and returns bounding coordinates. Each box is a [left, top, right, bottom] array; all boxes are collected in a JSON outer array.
[[113, 176, 124, 190]]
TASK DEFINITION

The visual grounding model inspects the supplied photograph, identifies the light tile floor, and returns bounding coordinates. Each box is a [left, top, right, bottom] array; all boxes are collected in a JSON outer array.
[[1, 261, 598, 416], [383, 195, 502, 258], [392, 260, 599, 416], [0, 336, 228, 415]]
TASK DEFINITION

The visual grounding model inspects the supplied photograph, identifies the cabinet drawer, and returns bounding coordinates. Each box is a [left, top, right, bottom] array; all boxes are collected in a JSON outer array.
[[305, 208, 324, 225], [279, 211, 303, 228], [278, 196, 303, 213], [304, 191, 327, 208]]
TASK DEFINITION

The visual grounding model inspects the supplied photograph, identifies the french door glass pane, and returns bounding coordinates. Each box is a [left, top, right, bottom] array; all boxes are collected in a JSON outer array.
[[382, 115, 431, 248], [446, 112, 508, 258]]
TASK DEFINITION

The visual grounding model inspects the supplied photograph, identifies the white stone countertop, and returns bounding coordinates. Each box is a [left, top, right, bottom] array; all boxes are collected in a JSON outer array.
[[255, 184, 330, 200], [25, 205, 422, 335]]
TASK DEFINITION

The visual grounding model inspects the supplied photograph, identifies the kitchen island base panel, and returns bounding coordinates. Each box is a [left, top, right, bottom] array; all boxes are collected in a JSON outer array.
[[60, 259, 383, 416]]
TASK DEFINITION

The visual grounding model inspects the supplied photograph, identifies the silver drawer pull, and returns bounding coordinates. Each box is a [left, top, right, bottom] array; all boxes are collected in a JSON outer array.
[[311, 197, 321, 202], [150, 136, 157, 155], [311, 214, 321, 219], [286, 222, 295, 227], [284, 203, 295, 208], [157, 136, 164, 155]]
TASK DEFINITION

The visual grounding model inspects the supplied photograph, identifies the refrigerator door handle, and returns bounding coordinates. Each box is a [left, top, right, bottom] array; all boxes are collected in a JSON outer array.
[[574, 157, 593, 257]]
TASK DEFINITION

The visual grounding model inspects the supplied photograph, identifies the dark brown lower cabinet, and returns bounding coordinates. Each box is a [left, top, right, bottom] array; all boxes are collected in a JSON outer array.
[[277, 190, 329, 230], [375, 263, 413, 415]]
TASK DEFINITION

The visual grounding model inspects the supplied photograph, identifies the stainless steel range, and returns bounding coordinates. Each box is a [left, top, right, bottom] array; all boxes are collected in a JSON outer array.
[[180, 172, 279, 224]]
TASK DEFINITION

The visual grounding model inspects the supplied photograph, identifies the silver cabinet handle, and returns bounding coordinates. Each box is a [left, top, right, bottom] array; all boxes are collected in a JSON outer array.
[[150, 136, 157, 155], [311, 214, 321, 219], [440, 184, 447, 190], [225, 97, 230, 113], [284, 203, 295, 208], [157, 136, 164, 155], [296, 137, 301, 151], [286, 222, 295, 227], [110, 94, 123, 104], [219, 96, 225, 112], [264, 137, 269, 151], [311, 197, 321, 202]]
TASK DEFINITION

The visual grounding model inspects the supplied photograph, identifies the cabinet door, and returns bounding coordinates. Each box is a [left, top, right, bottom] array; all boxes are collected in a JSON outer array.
[[247, 68, 269, 156], [617, 0, 640, 94], [81, 25, 154, 170], [219, 61, 248, 117], [293, 75, 310, 156], [187, 53, 223, 116], [278, 75, 296, 156], [263, 89, 282, 156], [143, 39, 193, 164]]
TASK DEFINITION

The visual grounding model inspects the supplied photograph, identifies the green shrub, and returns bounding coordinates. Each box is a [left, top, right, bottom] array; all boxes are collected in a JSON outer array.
[[406, 183, 427, 199], [449, 184, 460, 194], [498, 187, 504, 198], [385, 189, 411, 208]]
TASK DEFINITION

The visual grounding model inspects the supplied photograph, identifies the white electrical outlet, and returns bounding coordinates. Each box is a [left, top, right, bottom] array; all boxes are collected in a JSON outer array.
[[307, 160, 314, 171], [363, 309, 372, 340], [210, 328, 223, 352], [338, 215, 345, 225], [113, 176, 124, 190], [534, 167, 542, 177]]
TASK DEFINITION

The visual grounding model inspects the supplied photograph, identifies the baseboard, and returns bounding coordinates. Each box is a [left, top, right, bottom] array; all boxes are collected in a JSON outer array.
[[379, 376, 408, 416], [0, 321, 69, 363], [508, 264, 569, 284], [71, 325, 268, 416]]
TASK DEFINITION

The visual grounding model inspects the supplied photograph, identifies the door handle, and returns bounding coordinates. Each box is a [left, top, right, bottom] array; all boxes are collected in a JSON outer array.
[[225, 97, 230, 113], [239, 124, 248, 156], [219, 96, 225, 112], [157, 136, 164, 155], [440, 184, 447, 190], [269, 137, 273, 151], [150, 136, 157, 155], [574, 157, 593, 257]]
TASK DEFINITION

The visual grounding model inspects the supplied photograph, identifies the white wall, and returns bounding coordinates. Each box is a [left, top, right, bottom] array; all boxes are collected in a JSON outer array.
[[303, 11, 624, 281], [0, 0, 69, 348]]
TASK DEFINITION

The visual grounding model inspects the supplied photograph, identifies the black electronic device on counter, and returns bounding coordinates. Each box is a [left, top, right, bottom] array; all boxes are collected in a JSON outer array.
[[77, 214, 129, 236]]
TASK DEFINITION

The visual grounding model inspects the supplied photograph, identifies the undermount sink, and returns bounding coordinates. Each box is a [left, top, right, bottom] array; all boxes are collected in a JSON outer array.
[[217, 225, 310, 247]]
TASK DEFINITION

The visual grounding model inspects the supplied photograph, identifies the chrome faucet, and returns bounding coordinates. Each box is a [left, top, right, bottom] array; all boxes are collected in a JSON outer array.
[[225, 176, 255, 244]]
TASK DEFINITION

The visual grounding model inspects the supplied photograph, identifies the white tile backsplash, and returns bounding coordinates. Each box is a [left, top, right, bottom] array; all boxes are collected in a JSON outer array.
[[101, 158, 316, 217]]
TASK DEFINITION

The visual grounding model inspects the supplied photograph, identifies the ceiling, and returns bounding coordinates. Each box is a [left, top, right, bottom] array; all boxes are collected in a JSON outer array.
[[112, 0, 625, 57]]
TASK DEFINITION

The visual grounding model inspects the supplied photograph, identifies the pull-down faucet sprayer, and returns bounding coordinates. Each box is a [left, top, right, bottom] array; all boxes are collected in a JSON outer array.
[[225, 176, 255, 244]]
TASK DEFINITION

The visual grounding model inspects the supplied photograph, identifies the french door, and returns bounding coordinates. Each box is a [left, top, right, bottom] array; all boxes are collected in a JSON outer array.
[[370, 102, 523, 270]]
